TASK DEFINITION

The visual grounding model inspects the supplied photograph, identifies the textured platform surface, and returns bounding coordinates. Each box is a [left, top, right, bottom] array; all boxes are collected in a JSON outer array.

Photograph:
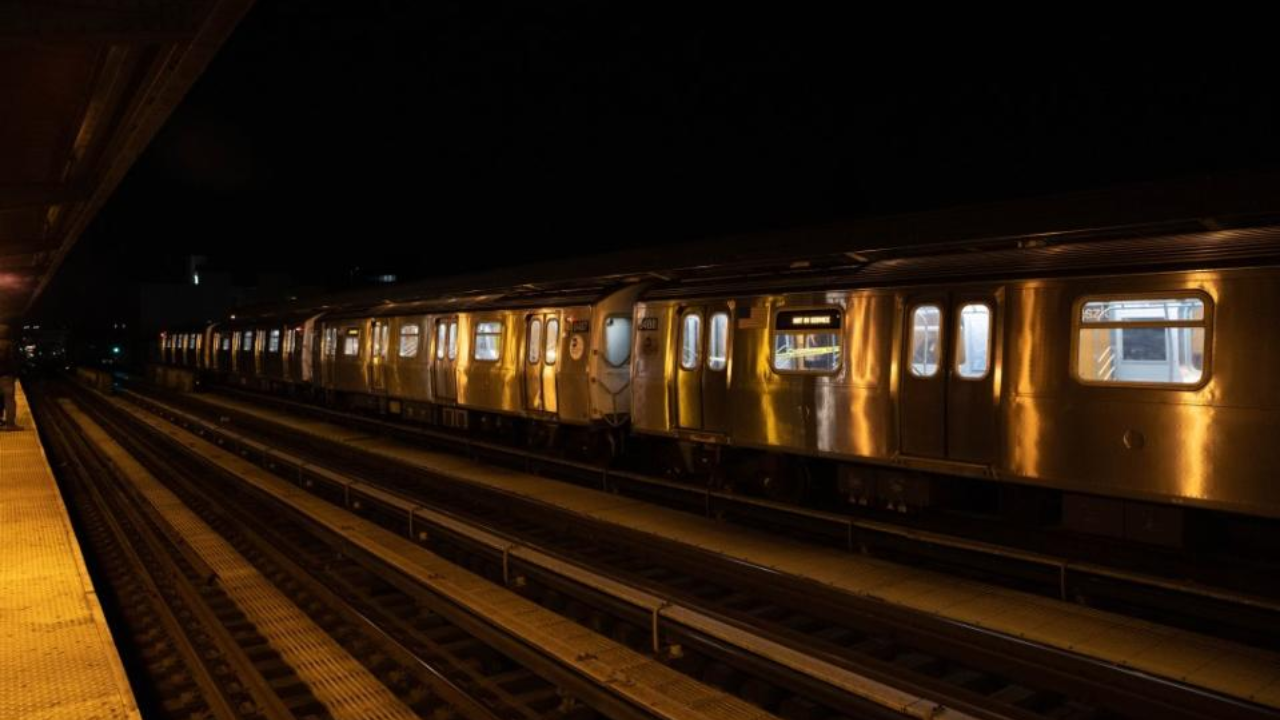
[[0, 382, 140, 720], [62, 400, 420, 720]]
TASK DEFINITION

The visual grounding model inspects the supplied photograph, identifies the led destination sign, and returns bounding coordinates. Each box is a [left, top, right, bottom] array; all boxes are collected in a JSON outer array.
[[775, 309, 841, 330]]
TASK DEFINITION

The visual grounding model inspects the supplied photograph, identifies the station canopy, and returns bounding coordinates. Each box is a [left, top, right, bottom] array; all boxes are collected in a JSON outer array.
[[0, 0, 252, 323]]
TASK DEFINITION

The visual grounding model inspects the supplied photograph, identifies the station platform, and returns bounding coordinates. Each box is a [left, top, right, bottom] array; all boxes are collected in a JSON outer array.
[[0, 382, 140, 720], [188, 390, 1280, 710]]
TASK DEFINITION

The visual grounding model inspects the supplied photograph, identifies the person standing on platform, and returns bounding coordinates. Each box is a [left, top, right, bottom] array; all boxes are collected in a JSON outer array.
[[0, 323, 18, 431]]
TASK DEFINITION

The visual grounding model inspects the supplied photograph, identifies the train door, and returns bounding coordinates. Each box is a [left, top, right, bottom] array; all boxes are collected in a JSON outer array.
[[254, 330, 266, 376], [282, 328, 295, 382], [369, 319, 389, 392], [899, 290, 999, 463], [675, 304, 732, 433], [320, 326, 337, 386], [432, 317, 458, 401], [522, 313, 560, 413], [302, 317, 318, 383]]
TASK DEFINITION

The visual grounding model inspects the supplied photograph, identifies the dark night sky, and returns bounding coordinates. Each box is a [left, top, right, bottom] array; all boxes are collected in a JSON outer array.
[[33, 6, 1280, 323]]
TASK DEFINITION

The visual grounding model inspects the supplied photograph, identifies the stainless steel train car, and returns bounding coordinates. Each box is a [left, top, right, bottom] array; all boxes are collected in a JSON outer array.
[[172, 281, 645, 447], [154, 225, 1280, 544], [631, 229, 1280, 542]]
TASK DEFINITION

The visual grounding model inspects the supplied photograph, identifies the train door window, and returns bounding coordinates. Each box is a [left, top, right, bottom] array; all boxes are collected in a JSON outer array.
[[680, 313, 702, 370], [268, 329, 281, 353], [242, 330, 254, 352], [323, 327, 338, 357], [707, 312, 729, 371], [342, 328, 360, 356], [909, 305, 941, 377], [527, 317, 543, 364], [399, 323, 420, 358], [221, 334, 230, 351], [474, 321, 502, 361], [447, 321, 458, 360], [545, 318, 559, 364], [436, 322, 447, 359], [773, 308, 841, 372], [605, 316, 632, 367], [1075, 295, 1208, 386], [954, 303, 991, 379]]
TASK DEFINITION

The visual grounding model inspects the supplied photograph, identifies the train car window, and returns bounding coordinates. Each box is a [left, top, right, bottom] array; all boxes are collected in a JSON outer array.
[[1075, 295, 1207, 386], [708, 312, 729, 371], [399, 323, 420, 358], [909, 305, 941, 377], [545, 318, 559, 365], [242, 330, 255, 352], [268, 329, 281, 353], [527, 318, 543, 364], [605, 316, 632, 367], [342, 328, 360, 356], [436, 322, 447, 359], [773, 308, 841, 373], [474, 321, 502, 361], [448, 321, 458, 360], [954, 304, 991, 379], [680, 313, 702, 370], [323, 327, 338, 357], [221, 335, 230, 351]]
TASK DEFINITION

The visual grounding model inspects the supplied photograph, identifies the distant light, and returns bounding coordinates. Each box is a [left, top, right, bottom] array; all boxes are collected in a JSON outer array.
[[193, 273, 200, 286], [230, 314, 237, 320], [376, 274, 397, 283], [111, 346, 121, 355]]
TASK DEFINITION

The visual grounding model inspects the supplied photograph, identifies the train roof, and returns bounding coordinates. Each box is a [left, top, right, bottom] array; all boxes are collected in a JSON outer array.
[[217, 171, 1280, 324]]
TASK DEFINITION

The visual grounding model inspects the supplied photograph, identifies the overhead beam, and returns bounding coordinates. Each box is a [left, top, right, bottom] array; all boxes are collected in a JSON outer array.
[[25, 0, 256, 314]]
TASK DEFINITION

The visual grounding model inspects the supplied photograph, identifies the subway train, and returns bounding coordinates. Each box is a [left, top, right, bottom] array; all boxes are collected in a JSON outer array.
[[156, 225, 1280, 546]]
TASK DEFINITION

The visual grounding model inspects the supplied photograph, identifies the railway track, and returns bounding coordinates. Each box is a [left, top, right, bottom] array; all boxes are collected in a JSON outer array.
[[102, 379, 1280, 720], [185, 382, 1280, 649], [35, 382, 642, 720]]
